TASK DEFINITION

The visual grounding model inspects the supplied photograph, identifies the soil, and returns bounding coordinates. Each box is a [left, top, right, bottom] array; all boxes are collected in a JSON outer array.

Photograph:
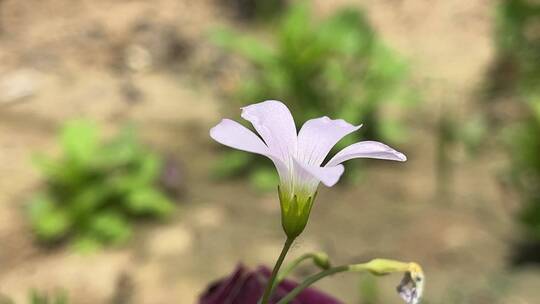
[[0, 0, 539, 303]]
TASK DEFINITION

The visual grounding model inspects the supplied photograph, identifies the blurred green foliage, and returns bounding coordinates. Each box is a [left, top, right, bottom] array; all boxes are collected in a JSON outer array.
[[28, 121, 174, 251], [0, 290, 68, 304], [494, 0, 540, 97], [212, 3, 415, 189], [28, 290, 68, 304], [357, 275, 379, 304], [496, 0, 540, 240], [507, 106, 540, 240], [435, 109, 488, 202], [221, 0, 287, 21]]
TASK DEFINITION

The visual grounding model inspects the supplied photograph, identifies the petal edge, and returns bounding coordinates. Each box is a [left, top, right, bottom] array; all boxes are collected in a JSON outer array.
[[326, 141, 406, 167], [240, 100, 297, 163], [297, 116, 361, 166], [294, 157, 345, 188], [210, 119, 270, 155]]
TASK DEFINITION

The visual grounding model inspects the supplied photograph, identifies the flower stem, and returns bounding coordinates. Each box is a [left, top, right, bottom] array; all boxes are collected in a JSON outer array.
[[275, 265, 350, 304], [276, 253, 315, 283], [276, 252, 329, 283], [275, 259, 424, 304], [260, 236, 296, 304]]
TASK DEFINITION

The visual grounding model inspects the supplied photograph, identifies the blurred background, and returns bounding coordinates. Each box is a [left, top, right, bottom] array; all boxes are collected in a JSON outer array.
[[0, 0, 539, 303]]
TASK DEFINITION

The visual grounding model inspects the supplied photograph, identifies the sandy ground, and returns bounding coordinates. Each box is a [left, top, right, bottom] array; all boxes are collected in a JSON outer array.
[[0, 0, 539, 303]]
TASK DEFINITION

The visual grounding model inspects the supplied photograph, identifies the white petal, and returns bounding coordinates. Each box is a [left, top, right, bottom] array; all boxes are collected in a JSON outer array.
[[297, 116, 361, 166], [241, 100, 297, 164], [210, 119, 289, 177], [210, 119, 270, 155], [326, 141, 407, 167], [293, 157, 345, 188]]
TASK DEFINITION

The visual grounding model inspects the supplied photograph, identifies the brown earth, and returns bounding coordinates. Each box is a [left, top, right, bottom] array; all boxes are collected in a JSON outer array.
[[0, 0, 538, 303]]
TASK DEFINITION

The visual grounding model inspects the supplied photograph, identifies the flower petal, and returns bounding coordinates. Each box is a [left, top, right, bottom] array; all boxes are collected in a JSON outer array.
[[210, 118, 289, 180], [210, 119, 271, 156], [294, 157, 345, 188], [241, 100, 297, 163], [326, 141, 407, 167], [297, 116, 361, 166]]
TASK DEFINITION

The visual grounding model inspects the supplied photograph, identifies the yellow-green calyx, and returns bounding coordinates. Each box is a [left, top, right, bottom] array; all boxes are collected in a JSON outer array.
[[351, 258, 419, 275], [278, 186, 317, 239], [350, 259, 425, 304]]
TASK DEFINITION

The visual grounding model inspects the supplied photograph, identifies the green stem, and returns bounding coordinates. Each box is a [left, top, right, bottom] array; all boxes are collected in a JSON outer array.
[[276, 253, 328, 283], [276, 253, 314, 283], [275, 265, 350, 304], [276, 259, 424, 304], [260, 237, 296, 304]]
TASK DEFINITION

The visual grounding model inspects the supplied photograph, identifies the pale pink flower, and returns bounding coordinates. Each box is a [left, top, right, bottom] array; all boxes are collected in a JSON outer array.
[[210, 100, 406, 201]]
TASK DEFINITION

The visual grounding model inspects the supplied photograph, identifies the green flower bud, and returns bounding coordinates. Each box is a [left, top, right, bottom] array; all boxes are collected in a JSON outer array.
[[311, 252, 331, 270], [278, 186, 317, 239], [357, 258, 411, 276]]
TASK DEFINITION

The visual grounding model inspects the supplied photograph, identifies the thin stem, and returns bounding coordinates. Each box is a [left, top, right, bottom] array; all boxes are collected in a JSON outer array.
[[276, 253, 327, 283], [260, 237, 296, 304], [276, 259, 424, 304], [276, 253, 313, 283], [275, 265, 350, 304]]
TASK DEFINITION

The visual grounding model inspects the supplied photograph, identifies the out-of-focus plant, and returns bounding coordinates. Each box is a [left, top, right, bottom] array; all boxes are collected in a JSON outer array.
[[506, 105, 540, 240], [211, 3, 415, 189], [492, 0, 540, 99], [218, 0, 288, 21], [435, 106, 488, 202], [494, 0, 540, 242], [29, 290, 68, 304], [28, 120, 175, 251], [358, 275, 379, 304], [0, 290, 69, 304]]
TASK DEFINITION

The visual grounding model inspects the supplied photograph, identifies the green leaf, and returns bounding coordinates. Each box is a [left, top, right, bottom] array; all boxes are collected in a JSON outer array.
[[30, 290, 47, 304], [28, 196, 71, 241], [32, 154, 63, 181], [71, 235, 103, 253], [126, 188, 175, 217], [107, 152, 161, 194], [29, 290, 68, 304], [136, 152, 162, 184], [87, 212, 132, 245], [280, 2, 311, 45], [68, 183, 112, 216], [318, 8, 374, 55], [96, 130, 139, 169], [61, 120, 99, 165], [210, 28, 276, 67]]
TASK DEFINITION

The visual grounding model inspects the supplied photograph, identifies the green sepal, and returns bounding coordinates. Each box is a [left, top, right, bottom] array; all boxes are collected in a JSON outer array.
[[278, 186, 317, 238]]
